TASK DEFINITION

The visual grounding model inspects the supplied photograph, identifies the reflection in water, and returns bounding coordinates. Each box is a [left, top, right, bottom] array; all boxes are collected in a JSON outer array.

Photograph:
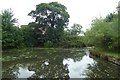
[[44, 60, 49, 66], [2, 48, 120, 78], [63, 54, 96, 78], [15, 67, 35, 78]]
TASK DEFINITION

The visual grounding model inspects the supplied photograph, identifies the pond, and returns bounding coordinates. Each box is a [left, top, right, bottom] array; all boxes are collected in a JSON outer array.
[[2, 48, 120, 79]]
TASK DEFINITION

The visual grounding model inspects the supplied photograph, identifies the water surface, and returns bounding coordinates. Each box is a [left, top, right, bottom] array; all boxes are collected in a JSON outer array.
[[2, 48, 120, 78]]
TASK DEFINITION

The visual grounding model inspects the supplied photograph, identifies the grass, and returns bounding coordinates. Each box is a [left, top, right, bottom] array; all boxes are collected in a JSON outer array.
[[90, 48, 120, 59]]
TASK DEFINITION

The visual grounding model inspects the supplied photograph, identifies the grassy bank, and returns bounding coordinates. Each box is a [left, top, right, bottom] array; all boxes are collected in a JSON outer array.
[[89, 48, 120, 59]]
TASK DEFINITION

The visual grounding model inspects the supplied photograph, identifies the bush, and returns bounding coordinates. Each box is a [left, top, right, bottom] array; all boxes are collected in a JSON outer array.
[[59, 35, 86, 48], [44, 41, 54, 48], [84, 13, 119, 52]]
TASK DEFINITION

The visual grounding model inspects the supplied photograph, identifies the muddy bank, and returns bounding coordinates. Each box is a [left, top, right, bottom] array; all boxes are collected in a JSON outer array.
[[89, 51, 120, 66]]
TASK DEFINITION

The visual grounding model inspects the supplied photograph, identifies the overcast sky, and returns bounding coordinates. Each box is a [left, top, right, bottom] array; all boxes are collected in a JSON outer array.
[[0, 0, 119, 31]]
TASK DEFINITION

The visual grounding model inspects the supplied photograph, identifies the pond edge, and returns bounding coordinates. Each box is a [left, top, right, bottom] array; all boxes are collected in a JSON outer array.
[[89, 50, 120, 66]]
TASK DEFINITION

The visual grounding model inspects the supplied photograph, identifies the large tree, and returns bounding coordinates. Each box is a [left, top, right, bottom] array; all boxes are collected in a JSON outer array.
[[2, 9, 24, 49], [28, 2, 70, 46]]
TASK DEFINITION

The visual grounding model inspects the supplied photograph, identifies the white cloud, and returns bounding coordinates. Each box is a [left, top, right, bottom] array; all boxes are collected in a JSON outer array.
[[0, 0, 119, 31]]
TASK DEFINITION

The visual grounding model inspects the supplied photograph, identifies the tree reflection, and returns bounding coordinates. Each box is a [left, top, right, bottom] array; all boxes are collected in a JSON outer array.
[[2, 48, 78, 79]]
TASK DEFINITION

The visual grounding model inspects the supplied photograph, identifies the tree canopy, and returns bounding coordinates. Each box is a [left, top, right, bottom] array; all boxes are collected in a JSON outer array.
[[28, 2, 70, 46]]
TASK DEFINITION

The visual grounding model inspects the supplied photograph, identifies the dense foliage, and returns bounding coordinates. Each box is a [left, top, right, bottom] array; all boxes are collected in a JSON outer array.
[[2, 9, 24, 49], [1, 9, 37, 49], [28, 2, 70, 47], [2, 2, 119, 52], [1, 2, 85, 49], [83, 12, 119, 52], [60, 35, 85, 48], [20, 25, 37, 47]]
